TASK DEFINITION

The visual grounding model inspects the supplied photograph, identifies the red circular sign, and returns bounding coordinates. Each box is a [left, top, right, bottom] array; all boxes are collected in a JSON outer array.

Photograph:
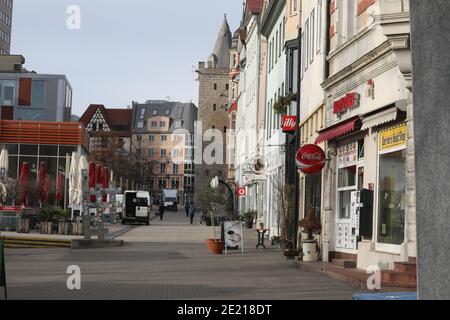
[[237, 187, 246, 197], [296, 144, 326, 174]]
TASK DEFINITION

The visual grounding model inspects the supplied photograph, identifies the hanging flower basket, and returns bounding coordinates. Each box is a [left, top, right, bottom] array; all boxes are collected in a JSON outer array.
[[274, 93, 297, 115]]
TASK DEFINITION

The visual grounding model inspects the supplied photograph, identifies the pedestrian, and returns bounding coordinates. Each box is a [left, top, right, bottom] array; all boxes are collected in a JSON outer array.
[[159, 203, 165, 221], [188, 203, 196, 225], [185, 202, 191, 218]]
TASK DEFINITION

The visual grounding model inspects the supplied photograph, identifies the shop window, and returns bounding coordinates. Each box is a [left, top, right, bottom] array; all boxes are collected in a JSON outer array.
[[338, 166, 356, 188], [377, 150, 406, 245], [304, 173, 322, 220], [59, 146, 76, 157], [20, 144, 38, 156], [39, 145, 58, 157], [358, 139, 365, 159]]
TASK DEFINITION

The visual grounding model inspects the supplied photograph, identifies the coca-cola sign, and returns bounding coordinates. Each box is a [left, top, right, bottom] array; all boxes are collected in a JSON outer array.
[[296, 144, 326, 174], [282, 116, 297, 133]]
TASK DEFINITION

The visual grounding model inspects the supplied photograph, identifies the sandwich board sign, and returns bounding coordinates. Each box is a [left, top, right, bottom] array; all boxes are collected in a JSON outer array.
[[0, 240, 6, 299]]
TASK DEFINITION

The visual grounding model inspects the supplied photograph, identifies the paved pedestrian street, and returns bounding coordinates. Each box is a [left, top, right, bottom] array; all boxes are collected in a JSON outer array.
[[3, 210, 362, 300]]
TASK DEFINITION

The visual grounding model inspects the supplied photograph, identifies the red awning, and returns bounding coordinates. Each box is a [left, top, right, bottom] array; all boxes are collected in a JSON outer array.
[[315, 119, 359, 144]]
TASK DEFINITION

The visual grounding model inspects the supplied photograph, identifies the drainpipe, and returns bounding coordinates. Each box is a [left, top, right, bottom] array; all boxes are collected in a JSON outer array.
[[293, 27, 302, 251]]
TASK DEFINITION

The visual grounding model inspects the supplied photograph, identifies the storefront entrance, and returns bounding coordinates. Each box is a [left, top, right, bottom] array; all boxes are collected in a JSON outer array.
[[335, 140, 364, 252]]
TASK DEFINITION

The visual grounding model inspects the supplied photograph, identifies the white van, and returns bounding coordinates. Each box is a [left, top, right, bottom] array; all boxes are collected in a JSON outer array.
[[122, 191, 151, 225]]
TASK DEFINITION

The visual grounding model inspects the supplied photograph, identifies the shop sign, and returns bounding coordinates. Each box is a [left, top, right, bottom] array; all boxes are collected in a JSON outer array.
[[333, 92, 360, 116], [296, 144, 326, 175], [0, 206, 21, 213], [237, 187, 246, 197], [379, 125, 407, 151], [282, 116, 297, 133], [338, 142, 358, 167]]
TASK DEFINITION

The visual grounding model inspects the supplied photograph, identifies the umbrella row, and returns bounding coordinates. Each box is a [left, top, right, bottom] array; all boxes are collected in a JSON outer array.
[[0, 150, 111, 208]]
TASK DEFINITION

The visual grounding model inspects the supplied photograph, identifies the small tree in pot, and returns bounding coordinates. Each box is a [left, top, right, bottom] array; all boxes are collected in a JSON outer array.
[[299, 208, 322, 262], [242, 210, 257, 229]]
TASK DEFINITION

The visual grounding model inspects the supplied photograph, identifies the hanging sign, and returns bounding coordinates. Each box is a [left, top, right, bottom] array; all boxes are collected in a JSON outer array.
[[282, 116, 297, 133], [296, 144, 326, 174], [237, 187, 246, 197]]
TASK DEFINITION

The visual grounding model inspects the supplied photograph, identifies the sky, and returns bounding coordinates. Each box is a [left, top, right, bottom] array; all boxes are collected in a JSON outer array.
[[11, 0, 243, 117]]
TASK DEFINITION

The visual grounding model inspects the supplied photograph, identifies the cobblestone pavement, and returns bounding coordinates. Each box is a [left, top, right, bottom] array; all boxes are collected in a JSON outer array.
[[2, 210, 363, 300]]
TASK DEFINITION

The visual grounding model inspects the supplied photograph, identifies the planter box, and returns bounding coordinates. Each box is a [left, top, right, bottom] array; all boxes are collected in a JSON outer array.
[[206, 239, 225, 255], [71, 222, 84, 236], [58, 222, 71, 235], [40, 222, 53, 235], [16, 219, 30, 234]]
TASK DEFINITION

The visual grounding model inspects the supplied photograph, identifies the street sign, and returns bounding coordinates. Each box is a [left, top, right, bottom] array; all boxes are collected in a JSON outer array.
[[0, 240, 7, 299], [237, 187, 246, 197]]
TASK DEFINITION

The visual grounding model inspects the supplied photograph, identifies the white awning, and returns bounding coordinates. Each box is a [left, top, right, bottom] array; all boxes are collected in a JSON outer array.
[[361, 107, 401, 131]]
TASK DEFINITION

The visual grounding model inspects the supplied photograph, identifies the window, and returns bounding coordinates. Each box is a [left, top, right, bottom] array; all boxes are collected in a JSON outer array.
[[149, 135, 155, 141], [174, 120, 182, 129], [165, 110, 170, 116], [137, 121, 144, 129], [213, 83, 217, 90], [291, 0, 298, 14], [279, 23, 282, 57], [160, 121, 165, 127], [173, 149, 180, 158], [161, 149, 167, 157], [140, 108, 146, 120], [275, 31, 278, 63], [31, 80, 45, 107], [173, 164, 179, 174], [317, 0, 322, 53], [160, 163, 166, 174], [268, 41, 272, 72], [310, 10, 315, 64], [0, 80, 15, 105], [148, 149, 154, 158], [300, 32, 304, 79], [161, 135, 167, 142], [305, 19, 309, 69], [225, 84, 229, 91], [378, 150, 406, 245], [151, 121, 158, 127], [213, 104, 217, 111], [338, 166, 357, 220], [152, 110, 158, 116]]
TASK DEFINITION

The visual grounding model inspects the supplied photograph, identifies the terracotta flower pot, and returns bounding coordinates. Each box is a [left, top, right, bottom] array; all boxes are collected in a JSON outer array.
[[206, 239, 225, 254]]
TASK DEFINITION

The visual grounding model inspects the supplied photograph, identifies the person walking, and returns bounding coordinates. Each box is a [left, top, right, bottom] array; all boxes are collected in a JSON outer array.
[[159, 203, 165, 221], [185, 202, 191, 218], [188, 203, 196, 225]]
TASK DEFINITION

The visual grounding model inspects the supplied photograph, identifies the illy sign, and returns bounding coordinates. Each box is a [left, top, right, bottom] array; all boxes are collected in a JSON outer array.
[[282, 116, 297, 133], [296, 144, 326, 175]]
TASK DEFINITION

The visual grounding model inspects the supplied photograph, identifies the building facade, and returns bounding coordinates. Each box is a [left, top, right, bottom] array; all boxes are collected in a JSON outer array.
[[260, 0, 287, 237], [234, 0, 264, 215], [196, 17, 231, 198], [0, 0, 12, 55], [131, 100, 197, 205], [0, 56, 73, 122], [316, 0, 415, 270]]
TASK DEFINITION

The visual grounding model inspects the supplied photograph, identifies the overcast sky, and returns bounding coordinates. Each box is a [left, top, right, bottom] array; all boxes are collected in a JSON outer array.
[[11, 0, 242, 116]]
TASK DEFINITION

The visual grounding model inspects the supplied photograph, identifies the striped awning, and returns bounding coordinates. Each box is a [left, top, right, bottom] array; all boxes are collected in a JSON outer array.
[[315, 118, 359, 144], [361, 107, 400, 131]]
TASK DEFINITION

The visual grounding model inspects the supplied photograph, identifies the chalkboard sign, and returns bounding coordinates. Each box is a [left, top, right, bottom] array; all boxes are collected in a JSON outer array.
[[0, 240, 6, 299]]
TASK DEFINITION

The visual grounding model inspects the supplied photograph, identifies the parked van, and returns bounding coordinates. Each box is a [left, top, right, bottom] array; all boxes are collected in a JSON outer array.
[[122, 191, 151, 225]]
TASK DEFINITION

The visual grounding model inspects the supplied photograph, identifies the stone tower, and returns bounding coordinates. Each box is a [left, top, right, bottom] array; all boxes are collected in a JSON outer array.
[[196, 16, 232, 198]]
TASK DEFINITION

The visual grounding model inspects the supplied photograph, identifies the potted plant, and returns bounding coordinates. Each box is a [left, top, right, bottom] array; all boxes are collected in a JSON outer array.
[[273, 92, 297, 115], [196, 186, 227, 254], [242, 210, 257, 229], [299, 208, 322, 262]]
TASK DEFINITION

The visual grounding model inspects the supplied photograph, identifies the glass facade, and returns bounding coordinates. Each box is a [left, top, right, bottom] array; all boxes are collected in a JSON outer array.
[[377, 149, 406, 245]]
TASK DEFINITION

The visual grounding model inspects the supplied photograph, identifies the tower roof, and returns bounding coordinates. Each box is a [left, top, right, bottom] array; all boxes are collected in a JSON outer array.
[[208, 15, 232, 69]]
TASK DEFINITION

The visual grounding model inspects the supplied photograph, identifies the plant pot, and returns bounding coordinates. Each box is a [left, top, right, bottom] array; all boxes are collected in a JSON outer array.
[[40, 222, 53, 235], [58, 222, 71, 235], [245, 221, 253, 229], [71, 222, 84, 235], [16, 219, 30, 234], [302, 240, 318, 262], [206, 239, 225, 255]]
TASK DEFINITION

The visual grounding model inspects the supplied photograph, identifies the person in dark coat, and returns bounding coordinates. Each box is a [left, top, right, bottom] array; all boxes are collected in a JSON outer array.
[[188, 203, 196, 225], [159, 204, 165, 221], [185, 203, 191, 218]]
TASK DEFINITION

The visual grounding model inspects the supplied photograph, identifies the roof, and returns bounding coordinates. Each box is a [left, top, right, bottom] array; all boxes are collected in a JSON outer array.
[[208, 16, 232, 69], [79, 104, 133, 133]]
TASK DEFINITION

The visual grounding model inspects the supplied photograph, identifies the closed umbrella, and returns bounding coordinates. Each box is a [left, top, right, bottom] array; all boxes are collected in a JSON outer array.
[[88, 162, 96, 202], [77, 155, 88, 210], [0, 149, 8, 180], [19, 162, 30, 207], [102, 167, 109, 202], [56, 173, 64, 204], [38, 161, 48, 205], [68, 152, 79, 207], [95, 164, 102, 188]]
